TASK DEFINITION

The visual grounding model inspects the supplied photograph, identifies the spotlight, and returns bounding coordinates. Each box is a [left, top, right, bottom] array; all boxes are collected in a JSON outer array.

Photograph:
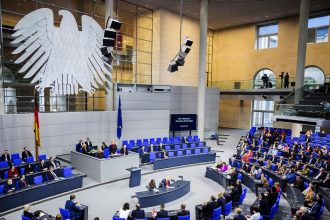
[[108, 18, 122, 30], [181, 45, 191, 54], [174, 55, 185, 66], [103, 38, 115, 47], [168, 62, 178, 73], [100, 46, 111, 56], [102, 52, 113, 65], [104, 28, 117, 39], [183, 37, 193, 46]]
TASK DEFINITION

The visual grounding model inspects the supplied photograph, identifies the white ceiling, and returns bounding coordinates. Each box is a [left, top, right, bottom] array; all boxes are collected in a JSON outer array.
[[123, 0, 330, 30]]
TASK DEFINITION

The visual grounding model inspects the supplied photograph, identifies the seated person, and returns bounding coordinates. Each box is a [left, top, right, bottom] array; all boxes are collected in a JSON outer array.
[[47, 166, 59, 181], [8, 165, 19, 178], [249, 165, 258, 177], [257, 157, 264, 166], [76, 140, 84, 152], [322, 173, 330, 186], [309, 194, 323, 219], [298, 165, 310, 176], [120, 145, 128, 155], [148, 179, 157, 191], [160, 176, 171, 188], [1, 149, 11, 162], [5, 178, 16, 193], [274, 182, 281, 193], [292, 176, 305, 192], [217, 192, 226, 211], [22, 147, 33, 162], [65, 194, 82, 219], [233, 208, 246, 220], [55, 214, 62, 220], [96, 148, 104, 159], [218, 162, 229, 172], [285, 169, 297, 183], [294, 206, 310, 220], [260, 173, 270, 189], [23, 204, 39, 220], [264, 160, 272, 169], [182, 136, 188, 143], [200, 196, 218, 219], [81, 143, 89, 155], [177, 203, 190, 217], [154, 204, 168, 219], [241, 153, 250, 163], [243, 164, 250, 172], [109, 141, 117, 154], [247, 206, 260, 220], [131, 203, 145, 219], [118, 203, 130, 220], [101, 142, 108, 151], [18, 175, 28, 189], [38, 160, 48, 171], [47, 157, 61, 169], [25, 163, 34, 174], [303, 184, 316, 207], [314, 168, 326, 182]]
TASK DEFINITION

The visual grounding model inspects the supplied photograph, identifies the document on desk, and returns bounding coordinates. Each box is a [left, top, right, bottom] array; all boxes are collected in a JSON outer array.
[[168, 186, 175, 189]]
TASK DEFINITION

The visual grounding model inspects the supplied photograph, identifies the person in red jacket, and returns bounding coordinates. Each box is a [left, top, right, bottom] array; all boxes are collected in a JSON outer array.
[[8, 165, 19, 179]]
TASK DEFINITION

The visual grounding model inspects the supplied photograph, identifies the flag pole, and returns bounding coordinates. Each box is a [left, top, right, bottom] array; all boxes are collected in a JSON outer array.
[[34, 89, 39, 161]]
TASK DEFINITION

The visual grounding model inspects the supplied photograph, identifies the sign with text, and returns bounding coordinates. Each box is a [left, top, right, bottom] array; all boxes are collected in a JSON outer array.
[[170, 114, 197, 131]]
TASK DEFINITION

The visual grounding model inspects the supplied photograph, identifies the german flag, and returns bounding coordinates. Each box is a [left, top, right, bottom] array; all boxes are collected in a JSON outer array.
[[34, 92, 40, 147]]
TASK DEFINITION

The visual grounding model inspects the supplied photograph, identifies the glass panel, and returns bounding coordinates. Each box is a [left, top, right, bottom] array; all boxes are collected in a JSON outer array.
[[258, 36, 268, 49], [137, 39, 152, 52], [258, 24, 278, 36], [137, 27, 152, 41], [308, 15, 330, 28], [137, 51, 151, 64], [269, 35, 278, 48], [137, 15, 152, 29], [264, 113, 274, 127], [252, 112, 263, 127], [304, 67, 325, 85], [254, 69, 276, 89], [316, 27, 328, 43], [253, 100, 275, 111], [307, 29, 316, 43]]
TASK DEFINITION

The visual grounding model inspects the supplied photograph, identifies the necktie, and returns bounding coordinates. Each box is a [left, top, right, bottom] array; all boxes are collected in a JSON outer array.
[[52, 172, 58, 180]]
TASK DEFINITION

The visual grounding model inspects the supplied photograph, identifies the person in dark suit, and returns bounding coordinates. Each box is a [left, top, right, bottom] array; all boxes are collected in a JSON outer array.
[[5, 178, 16, 193], [258, 193, 270, 217], [314, 168, 327, 182], [322, 173, 330, 186], [18, 175, 28, 189], [47, 157, 61, 169], [233, 208, 247, 220], [230, 183, 240, 206], [109, 141, 118, 154], [266, 187, 278, 208], [0, 149, 11, 162], [65, 194, 82, 219], [217, 192, 226, 211], [177, 203, 190, 217], [38, 160, 48, 171], [292, 176, 305, 192], [161, 176, 171, 188], [309, 194, 323, 219], [131, 203, 145, 219], [25, 163, 34, 174], [85, 137, 92, 148], [47, 166, 59, 181], [201, 196, 218, 219], [155, 204, 168, 219], [120, 145, 128, 155], [23, 204, 38, 220], [236, 179, 243, 196], [22, 147, 33, 162], [76, 140, 84, 152]]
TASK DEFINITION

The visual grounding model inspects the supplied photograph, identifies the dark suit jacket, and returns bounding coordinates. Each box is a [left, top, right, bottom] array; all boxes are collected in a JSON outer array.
[[177, 210, 190, 217], [202, 201, 218, 218], [0, 153, 10, 162], [22, 151, 32, 161], [24, 211, 37, 220], [259, 199, 270, 216], [217, 197, 226, 210], [314, 172, 327, 181], [47, 160, 61, 169], [156, 210, 168, 218], [323, 178, 330, 186], [131, 209, 145, 219], [233, 214, 247, 220], [37, 162, 48, 171], [294, 180, 305, 192], [5, 183, 16, 193], [18, 179, 28, 189], [231, 187, 240, 202], [85, 141, 92, 147], [161, 179, 171, 188], [47, 171, 58, 181], [310, 201, 322, 218], [65, 200, 81, 218], [120, 148, 128, 155], [267, 192, 278, 207]]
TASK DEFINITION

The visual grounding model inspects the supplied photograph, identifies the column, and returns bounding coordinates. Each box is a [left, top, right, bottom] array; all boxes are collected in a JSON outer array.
[[105, 0, 114, 110], [197, 0, 208, 140], [294, 0, 310, 102]]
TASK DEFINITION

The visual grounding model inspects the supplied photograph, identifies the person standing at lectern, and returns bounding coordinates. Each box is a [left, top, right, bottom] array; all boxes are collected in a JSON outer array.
[[148, 179, 157, 191], [161, 176, 171, 188]]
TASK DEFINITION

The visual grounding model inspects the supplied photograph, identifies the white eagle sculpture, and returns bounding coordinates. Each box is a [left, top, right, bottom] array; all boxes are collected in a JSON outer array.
[[11, 8, 111, 95]]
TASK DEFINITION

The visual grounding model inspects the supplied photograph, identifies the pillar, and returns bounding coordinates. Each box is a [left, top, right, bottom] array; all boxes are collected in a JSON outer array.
[[294, 0, 310, 102], [197, 0, 208, 140], [105, 0, 114, 110]]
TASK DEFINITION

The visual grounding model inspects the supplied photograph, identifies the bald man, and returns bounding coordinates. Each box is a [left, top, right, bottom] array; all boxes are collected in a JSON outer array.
[[161, 176, 171, 188]]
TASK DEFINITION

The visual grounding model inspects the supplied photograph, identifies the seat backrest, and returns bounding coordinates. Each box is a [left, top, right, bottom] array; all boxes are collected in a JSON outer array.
[[156, 218, 170, 220], [33, 175, 43, 185], [11, 153, 20, 160], [177, 151, 183, 156], [190, 143, 196, 148], [165, 145, 171, 151], [4, 171, 8, 179], [26, 156, 34, 163], [269, 178, 273, 187], [182, 144, 188, 149], [13, 158, 22, 166], [38, 154, 47, 161], [21, 215, 30, 220], [150, 152, 156, 159], [186, 150, 192, 155], [174, 145, 181, 150], [224, 201, 232, 215], [198, 142, 204, 147], [178, 216, 190, 220], [194, 149, 201, 154], [63, 167, 73, 177], [59, 208, 70, 219], [203, 148, 209, 153], [212, 207, 221, 220], [104, 148, 110, 158], [168, 152, 174, 157], [0, 185, 4, 194], [304, 182, 309, 190], [20, 167, 25, 175], [0, 161, 9, 168], [238, 173, 242, 180]]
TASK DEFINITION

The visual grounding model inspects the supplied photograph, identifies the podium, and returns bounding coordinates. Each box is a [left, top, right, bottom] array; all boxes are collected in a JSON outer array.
[[126, 167, 141, 187]]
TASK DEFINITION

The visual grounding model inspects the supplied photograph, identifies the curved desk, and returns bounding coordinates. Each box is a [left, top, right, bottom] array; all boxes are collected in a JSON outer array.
[[136, 180, 190, 208], [236, 169, 264, 196], [205, 167, 231, 189]]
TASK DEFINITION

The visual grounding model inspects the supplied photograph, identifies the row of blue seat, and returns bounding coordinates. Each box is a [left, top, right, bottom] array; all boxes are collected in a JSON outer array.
[[122, 136, 200, 146], [0, 154, 47, 169]]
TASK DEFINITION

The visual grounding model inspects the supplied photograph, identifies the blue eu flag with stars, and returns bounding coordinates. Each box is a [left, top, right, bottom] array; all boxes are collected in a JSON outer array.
[[117, 96, 122, 139]]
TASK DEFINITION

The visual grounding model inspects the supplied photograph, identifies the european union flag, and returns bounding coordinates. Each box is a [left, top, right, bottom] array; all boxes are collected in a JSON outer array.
[[117, 96, 122, 139]]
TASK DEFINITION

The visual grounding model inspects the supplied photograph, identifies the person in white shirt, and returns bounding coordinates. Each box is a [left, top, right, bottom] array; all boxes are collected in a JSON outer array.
[[247, 206, 261, 220], [119, 203, 130, 220]]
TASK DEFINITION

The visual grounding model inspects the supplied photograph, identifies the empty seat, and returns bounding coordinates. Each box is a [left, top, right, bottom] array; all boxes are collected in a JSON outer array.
[[104, 149, 110, 158], [33, 175, 43, 185], [26, 156, 34, 163], [178, 216, 190, 220], [165, 145, 171, 151], [174, 145, 181, 150], [11, 153, 20, 160], [203, 148, 209, 153], [0, 161, 9, 168], [190, 143, 196, 148], [13, 158, 22, 166], [122, 140, 128, 146], [150, 152, 156, 163], [186, 150, 192, 155], [182, 144, 188, 149], [198, 142, 204, 147], [38, 154, 47, 161], [143, 139, 148, 143], [194, 149, 200, 154], [20, 168, 25, 175], [0, 185, 4, 194], [168, 152, 174, 157], [177, 151, 183, 156], [129, 140, 135, 145], [63, 167, 73, 177]]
